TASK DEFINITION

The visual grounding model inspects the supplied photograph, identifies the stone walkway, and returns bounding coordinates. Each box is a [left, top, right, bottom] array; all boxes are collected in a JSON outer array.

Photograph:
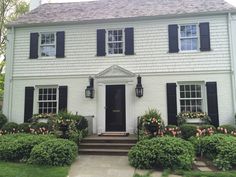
[[194, 161, 213, 172], [68, 155, 163, 177]]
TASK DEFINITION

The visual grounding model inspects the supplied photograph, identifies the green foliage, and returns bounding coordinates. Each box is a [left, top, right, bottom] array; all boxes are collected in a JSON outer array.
[[74, 116, 88, 131], [179, 124, 197, 139], [0, 74, 4, 100], [29, 139, 78, 166], [0, 134, 55, 161], [128, 136, 194, 170], [0, 112, 7, 128], [200, 134, 234, 160], [0, 0, 29, 58], [1, 122, 19, 134], [213, 137, 236, 170], [18, 123, 31, 133], [139, 109, 165, 136], [0, 161, 69, 177]]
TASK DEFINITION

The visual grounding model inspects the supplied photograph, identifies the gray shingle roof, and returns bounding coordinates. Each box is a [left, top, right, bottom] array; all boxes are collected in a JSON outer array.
[[9, 0, 236, 27]]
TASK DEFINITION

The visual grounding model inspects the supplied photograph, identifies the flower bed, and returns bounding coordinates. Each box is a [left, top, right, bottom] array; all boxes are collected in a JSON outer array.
[[177, 112, 211, 125]]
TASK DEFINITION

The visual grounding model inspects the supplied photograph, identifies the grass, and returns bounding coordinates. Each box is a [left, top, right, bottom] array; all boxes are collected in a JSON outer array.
[[0, 161, 69, 177], [133, 172, 152, 177], [180, 171, 236, 177]]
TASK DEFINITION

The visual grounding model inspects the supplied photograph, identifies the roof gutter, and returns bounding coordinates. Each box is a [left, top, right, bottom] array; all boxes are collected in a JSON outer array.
[[6, 10, 236, 28], [227, 12, 236, 120]]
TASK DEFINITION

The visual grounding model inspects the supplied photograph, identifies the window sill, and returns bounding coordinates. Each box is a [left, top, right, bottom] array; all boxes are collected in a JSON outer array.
[[178, 50, 199, 54]]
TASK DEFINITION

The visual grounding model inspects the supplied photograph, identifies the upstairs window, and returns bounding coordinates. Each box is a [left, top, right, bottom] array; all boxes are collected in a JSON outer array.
[[179, 24, 198, 51], [107, 29, 124, 55], [179, 83, 204, 112], [40, 33, 56, 57], [38, 87, 58, 114]]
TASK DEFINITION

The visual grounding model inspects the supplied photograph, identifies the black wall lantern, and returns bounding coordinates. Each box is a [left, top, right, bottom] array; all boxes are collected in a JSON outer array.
[[85, 77, 94, 99], [135, 75, 143, 97]]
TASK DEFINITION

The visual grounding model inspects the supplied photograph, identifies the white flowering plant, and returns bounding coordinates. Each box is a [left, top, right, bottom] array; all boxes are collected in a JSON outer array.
[[177, 112, 211, 125]]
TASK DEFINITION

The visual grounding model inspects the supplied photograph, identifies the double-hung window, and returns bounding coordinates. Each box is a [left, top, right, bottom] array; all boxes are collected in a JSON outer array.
[[40, 33, 56, 57], [38, 87, 58, 114], [179, 24, 198, 51], [107, 29, 124, 55], [179, 83, 204, 112]]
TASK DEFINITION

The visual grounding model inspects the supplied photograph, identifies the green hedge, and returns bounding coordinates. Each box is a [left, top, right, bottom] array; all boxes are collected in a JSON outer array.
[[0, 134, 55, 161], [179, 124, 197, 139], [29, 139, 78, 166], [1, 122, 19, 134], [214, 138, 236, 170], [0, 113, 7, 129], [128, 136, 194, 170]]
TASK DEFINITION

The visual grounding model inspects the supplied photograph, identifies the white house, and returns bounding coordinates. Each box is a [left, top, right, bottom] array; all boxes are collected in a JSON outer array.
[[3, 0, 236, 134]]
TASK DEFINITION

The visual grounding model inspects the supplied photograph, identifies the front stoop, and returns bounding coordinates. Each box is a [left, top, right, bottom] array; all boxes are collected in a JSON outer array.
[[79, 135, 137, 155]]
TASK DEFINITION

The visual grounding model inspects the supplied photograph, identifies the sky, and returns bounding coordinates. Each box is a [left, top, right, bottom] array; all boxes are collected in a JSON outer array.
[[38, 0, 236, 7]]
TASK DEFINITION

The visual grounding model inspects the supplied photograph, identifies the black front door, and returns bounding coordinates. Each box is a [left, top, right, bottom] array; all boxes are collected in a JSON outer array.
[[106, 85, 126, 132]]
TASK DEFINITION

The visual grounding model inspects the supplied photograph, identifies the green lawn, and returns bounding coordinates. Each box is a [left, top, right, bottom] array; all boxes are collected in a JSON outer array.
[[0, 161, 69, 177], [180, 171, 236, 177]]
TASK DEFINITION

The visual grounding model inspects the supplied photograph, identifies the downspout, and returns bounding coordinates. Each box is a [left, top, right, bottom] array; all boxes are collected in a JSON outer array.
[[227, 12, 236, 122]]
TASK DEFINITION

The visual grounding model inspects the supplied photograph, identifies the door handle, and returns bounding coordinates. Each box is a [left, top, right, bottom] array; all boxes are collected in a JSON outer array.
[[112, 110, 120, 113]]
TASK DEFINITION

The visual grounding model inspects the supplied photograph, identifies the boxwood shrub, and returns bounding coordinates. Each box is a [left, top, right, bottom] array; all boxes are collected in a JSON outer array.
[[29, 139, 78, 166], [200, 134, 235, 160], [179, 124, 197, 139], [128, 136, 194, 170], [0, 134, 55, 161], [214, 137, 236, 170]]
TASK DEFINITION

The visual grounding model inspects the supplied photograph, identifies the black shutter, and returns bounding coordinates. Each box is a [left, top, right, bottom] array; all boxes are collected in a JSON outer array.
[[29, 33, 39, 59], [168, 25, 179, 53], [166, 83, 177, 125], [59, 86, 68, 111], [200, 22, 211, 51], [97, 29, 106, 56], [24, 87, 34, 122], [206, 82, 219, 127], [125, 28, 134, 55], [56, 31, 65, 58]]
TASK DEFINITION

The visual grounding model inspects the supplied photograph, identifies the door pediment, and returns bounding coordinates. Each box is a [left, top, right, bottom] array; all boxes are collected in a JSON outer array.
[[96, 65, 135, 78]]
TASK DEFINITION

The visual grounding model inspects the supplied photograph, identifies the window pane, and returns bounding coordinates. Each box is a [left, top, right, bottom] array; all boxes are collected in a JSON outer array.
[[180, 92, 185, 98], [181, 38, 198, 51], [107, 30, 123, 54], [38, 88, 57, 114], [179, 84, 203, 112], [41, 46, 56, 57]]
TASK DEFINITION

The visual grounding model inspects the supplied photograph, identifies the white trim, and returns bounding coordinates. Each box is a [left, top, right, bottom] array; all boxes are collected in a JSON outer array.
[[106, 28, 125, 56], [34, 85, 59, 114], [178, 23, 200, 52], [38, 32, 57, 58], [176, 81, 207, 113], [12, 70, 232, 80]]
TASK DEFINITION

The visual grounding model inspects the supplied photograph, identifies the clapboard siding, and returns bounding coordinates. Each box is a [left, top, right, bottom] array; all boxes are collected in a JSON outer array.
[[12, 15, 230, 77]]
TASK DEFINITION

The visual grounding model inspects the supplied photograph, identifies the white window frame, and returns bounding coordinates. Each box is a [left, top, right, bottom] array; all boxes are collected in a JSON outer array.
[[178, 24, 199, 52], [39, 32, 56, 58], [35, 86, 59, 114], [176, 82, 207, 113], [106, 29, 125, 56]]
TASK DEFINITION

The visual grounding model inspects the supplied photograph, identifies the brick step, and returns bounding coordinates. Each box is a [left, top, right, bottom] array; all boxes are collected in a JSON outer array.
[[79, 148, 129, 155], [79, 143, 135, 150], [82, 137, 137, 144]]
